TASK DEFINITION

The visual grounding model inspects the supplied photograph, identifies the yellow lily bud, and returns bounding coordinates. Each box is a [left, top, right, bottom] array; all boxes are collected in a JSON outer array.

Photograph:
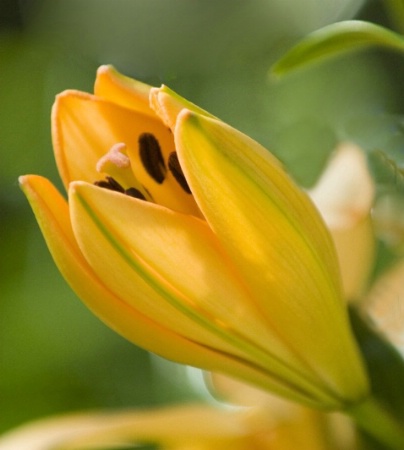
[[20, 65, 369, 411]]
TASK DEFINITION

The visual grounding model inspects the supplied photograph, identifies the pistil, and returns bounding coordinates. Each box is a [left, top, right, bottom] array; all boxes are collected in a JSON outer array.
[[95, 143, 153, 201]]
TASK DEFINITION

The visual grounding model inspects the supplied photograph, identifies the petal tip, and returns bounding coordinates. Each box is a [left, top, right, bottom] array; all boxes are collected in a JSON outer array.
[[18, 175, 32, 196], [95, 64, 121, 82], [18, 174, 46, 191], [18, 174, 28, 186], [69, 180, 87, 194], [177, 108, 197, 121], [149, 88, 178, 128], [54, 90, 73, 102], [96, 64, 114, 75]]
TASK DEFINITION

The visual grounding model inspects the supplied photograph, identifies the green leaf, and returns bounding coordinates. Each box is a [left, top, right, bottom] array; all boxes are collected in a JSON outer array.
[[367, 150, 404, 195], [350, 307, 404, 449], [272, 20, 404, 77]]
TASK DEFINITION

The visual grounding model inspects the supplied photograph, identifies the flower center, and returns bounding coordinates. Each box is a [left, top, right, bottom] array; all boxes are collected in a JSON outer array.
[[94, 176, 149, 200], [94, 142, 154, 201], [138, 132, 190, 194], [94, 133, 191, 203]]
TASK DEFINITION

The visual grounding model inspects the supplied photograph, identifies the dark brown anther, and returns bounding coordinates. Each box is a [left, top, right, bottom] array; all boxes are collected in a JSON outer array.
[[94, 176, 125, 193], [95, 177, 149, 201], [138, 133, 167, 184], [125, 187, 147, 200], [168, 152, 191, 194]]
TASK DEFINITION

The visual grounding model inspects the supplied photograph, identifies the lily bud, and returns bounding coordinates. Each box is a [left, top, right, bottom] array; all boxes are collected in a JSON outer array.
[[20, 65, 369, 411]]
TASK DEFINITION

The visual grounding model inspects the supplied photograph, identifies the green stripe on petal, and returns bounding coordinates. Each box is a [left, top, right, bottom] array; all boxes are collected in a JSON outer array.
[[70, 182, 239, 354], [69, 182, 342, 408], [174, 111, 369, 405], [20, 176, 288, 392], [150, 84, 216, 130], [21, 174, 326, 406]]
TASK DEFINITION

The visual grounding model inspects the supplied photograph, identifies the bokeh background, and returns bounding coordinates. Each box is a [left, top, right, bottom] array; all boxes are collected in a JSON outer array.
[[2, 0, 404, 434]]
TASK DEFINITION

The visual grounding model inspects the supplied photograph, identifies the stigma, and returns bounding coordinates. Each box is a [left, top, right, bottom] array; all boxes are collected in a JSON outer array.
[[94, 142, 153, 201]]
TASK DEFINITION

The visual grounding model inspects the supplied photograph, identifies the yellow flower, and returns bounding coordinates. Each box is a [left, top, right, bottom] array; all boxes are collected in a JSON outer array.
[[0, 405, 256, 450], [20, 65, 369, 410], [0, 402, 352, 450]]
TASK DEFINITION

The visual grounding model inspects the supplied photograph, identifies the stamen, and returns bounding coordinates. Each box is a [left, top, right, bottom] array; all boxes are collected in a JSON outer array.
[[125, 187, 147, 200], [138, 133, 167, 184], [94, 176, 125, 193], [94, 177, 149, 201], [95, 142, 153, 202], [168, 152, 191, 194], [96, 143, 129, 173]]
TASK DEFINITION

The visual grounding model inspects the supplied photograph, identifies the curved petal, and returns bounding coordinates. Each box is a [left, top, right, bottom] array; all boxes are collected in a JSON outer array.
[[52, 91, 199, 215], [152, 87, 344, 292], [52, 90, 170, 187], [174, 111, 369, 404], [94, 65, 154, 116], [69, 181, 340, 408], [19, 176, 295, 395], [19, 175, 89, 279], [69, 181, 235, 353], [150, 84, 216, 129]]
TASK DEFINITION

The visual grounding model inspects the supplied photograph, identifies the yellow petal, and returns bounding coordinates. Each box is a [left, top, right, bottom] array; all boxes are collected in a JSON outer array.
[[94, 64, 154, 116], [52, 90, 167, 187], [69, 181, 233, 352], [52, 91, 199, 215], [174, 111, 369, 404], [19, 174, 89, 279], [19, 180, 325, 408], [19, 176, 277, 387], [69, 181, 339, 407], [150, 84, 216, 129], [0, 405, 252, 450]]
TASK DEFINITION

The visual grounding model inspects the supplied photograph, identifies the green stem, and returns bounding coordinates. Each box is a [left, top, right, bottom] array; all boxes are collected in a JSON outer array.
[[346, 397, 404, 450]]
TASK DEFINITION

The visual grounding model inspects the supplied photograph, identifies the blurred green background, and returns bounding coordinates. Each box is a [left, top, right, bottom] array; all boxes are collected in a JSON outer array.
[[2, 0, 404, 434]]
